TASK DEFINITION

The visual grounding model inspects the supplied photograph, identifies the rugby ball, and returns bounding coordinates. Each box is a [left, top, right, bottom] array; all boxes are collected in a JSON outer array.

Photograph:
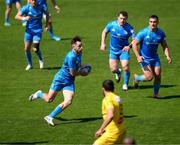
[[78, 64, 92, 76]]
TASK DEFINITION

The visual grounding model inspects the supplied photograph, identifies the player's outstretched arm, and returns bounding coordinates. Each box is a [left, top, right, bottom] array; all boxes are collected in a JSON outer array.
[[44, 11, 50, 31], [161, 40, 172, 64], [132, 39, 143, 63], [100, 29, 107, 51]]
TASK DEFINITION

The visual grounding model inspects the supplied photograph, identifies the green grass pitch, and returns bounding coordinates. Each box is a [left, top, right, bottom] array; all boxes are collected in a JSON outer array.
[[0, 0, 180, 144]]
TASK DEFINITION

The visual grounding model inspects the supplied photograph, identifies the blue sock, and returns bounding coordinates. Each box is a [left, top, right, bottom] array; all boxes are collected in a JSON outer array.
[[36, 91, 44, 99], [49, 105, 63, 118], [35, 49, 43, 61], [22, 20, 27, 25], [135, 75, 144, 81], [154, 83, 160, 95], [48, 26, 54, 38], [123, 71, 130, 85], [5, 17, 9, 23], [25, 50, 32, 66]]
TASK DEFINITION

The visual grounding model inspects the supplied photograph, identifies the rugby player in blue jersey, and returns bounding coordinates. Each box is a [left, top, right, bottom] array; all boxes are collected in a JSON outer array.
[[28, 36, 87, 126], [33, 0, 61, 41], [100, 11, 135, 91], [132, 15, 172, 98], [15, 0, 49, 70], [4, 0, 22, 26]]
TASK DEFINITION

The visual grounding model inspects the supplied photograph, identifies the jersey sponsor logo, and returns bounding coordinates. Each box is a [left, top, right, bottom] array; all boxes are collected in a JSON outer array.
[[156, 36, 161, 40], [130, 29, 134, 33], [111, 34, 127, 40], [146, 35, 150, 39], [123, 30, 128, 35], [112, 28, 115, 32], [145, 35, 159, 45], [146, 42, 159, 45]]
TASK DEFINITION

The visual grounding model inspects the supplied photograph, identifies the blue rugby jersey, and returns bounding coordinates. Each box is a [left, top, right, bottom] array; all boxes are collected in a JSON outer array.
[[54, 50, 82, 83], [135, 27, 166, 59], [105, 20, 135, 53], [20, 3, 47, 34]]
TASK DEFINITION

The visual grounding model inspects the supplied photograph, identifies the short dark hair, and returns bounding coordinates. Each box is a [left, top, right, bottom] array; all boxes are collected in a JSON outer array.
[[149, 15, 159, 20], [71, 36, 81, 45], [118, 11, 128, 18], [103, 80, 114, 92]]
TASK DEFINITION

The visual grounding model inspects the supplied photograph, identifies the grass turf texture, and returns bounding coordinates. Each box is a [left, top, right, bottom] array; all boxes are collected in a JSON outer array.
[[0, 0, 180, 144]]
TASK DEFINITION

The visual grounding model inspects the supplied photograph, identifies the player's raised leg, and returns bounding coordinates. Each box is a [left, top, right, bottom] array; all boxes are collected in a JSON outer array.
[[109, 59, 121, 83], [29, 89, 57, 102], [133, 63, 153, 88], [29, 89, 58, 126], [44, 90, 74, 126]]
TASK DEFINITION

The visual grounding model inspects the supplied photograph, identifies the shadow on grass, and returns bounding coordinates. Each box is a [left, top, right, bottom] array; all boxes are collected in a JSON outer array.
[[55, 115, 137, 126], [59, 37, 87, 42], [124, 115, 138, 118], [43, 37, 72, 42], [61, 36, 86, 41], [0, 141, 48, 145], [55, 116, 102, 125], [60, 37, 73, 41], [128, 84, 177, 90], [147, 94, 180, 100], [43, 66, 61, 70]]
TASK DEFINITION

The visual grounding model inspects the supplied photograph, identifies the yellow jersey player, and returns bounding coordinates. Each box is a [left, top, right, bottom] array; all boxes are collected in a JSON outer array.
[[93, 80, 126, 145]]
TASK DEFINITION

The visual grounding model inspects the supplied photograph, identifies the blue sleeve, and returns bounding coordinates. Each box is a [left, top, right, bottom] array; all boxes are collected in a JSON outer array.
[[104, 22, 112, 33], [136, 29, 145, 42], [130, 28, 136, 39], [126, 23, 136, 39], [161, 31, 166, 43], [42, 3, 48, 13], [19, 5, 28, 15]]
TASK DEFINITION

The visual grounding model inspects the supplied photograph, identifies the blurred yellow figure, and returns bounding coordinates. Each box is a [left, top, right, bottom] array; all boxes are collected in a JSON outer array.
[[93, 80, 126, 145]]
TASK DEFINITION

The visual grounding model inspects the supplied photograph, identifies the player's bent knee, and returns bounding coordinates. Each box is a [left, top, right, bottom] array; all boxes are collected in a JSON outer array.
[[145, 74, 153, 81], [47, 99, 53, 103], [44, 96, 54, 103], [33, 43, 39, 52]]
